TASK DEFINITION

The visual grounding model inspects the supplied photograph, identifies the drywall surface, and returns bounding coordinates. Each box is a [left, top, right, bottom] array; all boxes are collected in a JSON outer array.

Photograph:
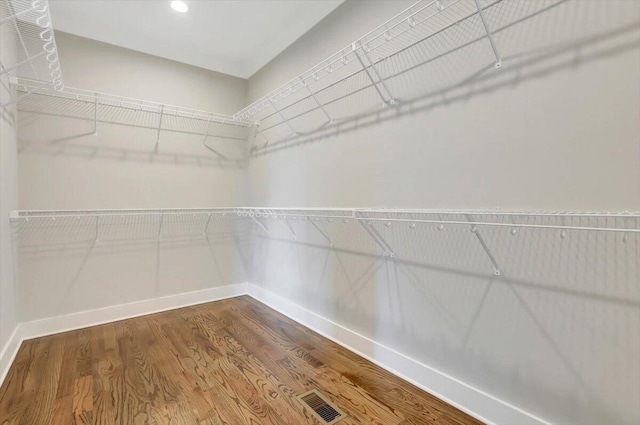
[[17, 224, 252, 322], [16, 33, 251, 321], [0, 35, 18, 360], [247, 1, 640, 424], [19, 31, 249, 210], [248, 1, 640, 211]]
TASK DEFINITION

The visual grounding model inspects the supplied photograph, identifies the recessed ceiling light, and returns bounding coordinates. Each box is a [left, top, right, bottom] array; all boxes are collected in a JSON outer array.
[[170, 0, 188, 13]]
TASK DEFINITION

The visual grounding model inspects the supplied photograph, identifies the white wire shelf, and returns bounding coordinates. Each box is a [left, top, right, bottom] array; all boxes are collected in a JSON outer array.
[[234, 0, 509, 145], [0, 0, 63, 107], [12, 208, 639, 233], [7, 0, 637, 157], [10, 208, 249, 252], [234, 0, 638, 150], [11, 208, 637, 275], [15, 77, 254, 158]]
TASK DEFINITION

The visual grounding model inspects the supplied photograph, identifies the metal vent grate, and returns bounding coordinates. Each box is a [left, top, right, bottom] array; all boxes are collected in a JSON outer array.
[[297, 390, 347, 424]]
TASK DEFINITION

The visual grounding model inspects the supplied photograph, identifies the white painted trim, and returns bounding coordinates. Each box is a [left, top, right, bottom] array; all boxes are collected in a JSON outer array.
[[20, 283, 248, 340], [0, 325, 22, 387], [0, 282, 248, 387], [246, 283, 553, 425]]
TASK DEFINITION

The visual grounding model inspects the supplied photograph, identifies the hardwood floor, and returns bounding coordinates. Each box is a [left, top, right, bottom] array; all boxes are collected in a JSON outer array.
[[0, 296, 482, 424]]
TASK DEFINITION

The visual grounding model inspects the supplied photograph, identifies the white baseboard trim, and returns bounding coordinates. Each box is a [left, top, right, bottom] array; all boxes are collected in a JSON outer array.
[[0, 282, 248, 387], [246, 283, 552, 425], [1, 281, 549, 425], [0, 325, 21, 389]]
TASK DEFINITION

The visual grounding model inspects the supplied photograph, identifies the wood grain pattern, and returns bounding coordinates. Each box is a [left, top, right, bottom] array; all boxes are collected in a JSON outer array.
[[0, 296, 483, 425]]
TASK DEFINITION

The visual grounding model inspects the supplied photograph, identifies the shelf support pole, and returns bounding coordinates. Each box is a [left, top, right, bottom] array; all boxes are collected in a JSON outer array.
[[253, 122, 271, 149], [154, 105, 164, 153], [369, 222, 395, 257], [202, 115, 212, 146], [278, 217, 297, 240], [299, 77, 332, 124], [267, 97, 298, 136], [203, 213, 212, 236], [466, 215, 501, 275], [308, 219, 332, 246], [353, 42, 395, 106], [249, 215, 270, 235], [474, 0, 502, 68], [202, 116, 228, 159], [93, 94, 98, 136], [356, 213, 394, 257], [157, 214, 164, 240]]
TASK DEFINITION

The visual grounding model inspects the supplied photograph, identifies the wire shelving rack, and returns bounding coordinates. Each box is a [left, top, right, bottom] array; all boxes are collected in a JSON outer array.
[[233, 0, 546, 147], [6, 0, 637, 156], [0, 0, 63, 107], [15, 78, 255, 156], [11, 208, 639, 276]]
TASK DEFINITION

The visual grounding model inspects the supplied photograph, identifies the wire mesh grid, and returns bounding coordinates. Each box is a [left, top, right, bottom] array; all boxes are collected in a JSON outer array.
[[373, 0, 499, 101], [483, 0, 640, 62], [239, 0, 638, 152], [355, 210, 640, 233], [245, 209, 640, 332], [248, 208, 640, 385], [234, 207, 639, 275], [11, 209, 252, 253], [0, 0, 63, 107], [237, 0, 506, 147], [15, 78, 254, 160]]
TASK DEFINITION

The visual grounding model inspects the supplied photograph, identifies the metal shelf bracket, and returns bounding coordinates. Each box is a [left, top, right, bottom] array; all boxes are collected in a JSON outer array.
[[466, 215, 501, 276], [356, 213, 395, 257], [352, 41, 396, 107], [308, 218, 332, 246], [474, 0, 502, 68]]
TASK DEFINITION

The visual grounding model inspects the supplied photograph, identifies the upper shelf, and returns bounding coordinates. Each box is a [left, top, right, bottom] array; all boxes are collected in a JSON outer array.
[[0, 0, 63, 107], [234, 0, 508, 146], [15, 77, 252, 128], [15, 77, 254, 160], [234, 0, 638, 151], [4, 0, 638, 156]]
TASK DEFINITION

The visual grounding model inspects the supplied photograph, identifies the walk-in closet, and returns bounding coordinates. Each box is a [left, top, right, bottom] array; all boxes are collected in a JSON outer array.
[[0, 0, 639, 424]]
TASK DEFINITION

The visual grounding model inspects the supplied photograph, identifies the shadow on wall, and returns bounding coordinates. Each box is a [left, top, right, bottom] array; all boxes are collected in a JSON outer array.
[[247, 214, 640, 425], [15, 92, 252, 169], [249, 0, 640, 156], [12, 213, 253, 322]]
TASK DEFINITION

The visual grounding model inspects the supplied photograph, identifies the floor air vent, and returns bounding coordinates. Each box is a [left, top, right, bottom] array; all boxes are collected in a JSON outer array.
[[297, 390, 346, 424]]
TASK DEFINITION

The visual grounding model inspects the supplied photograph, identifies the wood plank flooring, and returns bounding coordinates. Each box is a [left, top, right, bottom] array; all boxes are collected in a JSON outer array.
[[0, 295, 482, 424]]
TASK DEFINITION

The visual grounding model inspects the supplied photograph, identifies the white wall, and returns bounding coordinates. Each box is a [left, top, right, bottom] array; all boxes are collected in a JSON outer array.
[[0, 22, 19, 367], [247, 1, 640, 424], [19, 31, 249, 210], [16, 33, 251, 321]]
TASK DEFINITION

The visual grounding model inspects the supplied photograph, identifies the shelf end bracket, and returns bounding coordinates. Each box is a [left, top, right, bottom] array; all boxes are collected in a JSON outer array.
[[353, 41, 396, 106], [356, 213, 395, 257], [154, 105, 164, 153], [474, 0, 502, 69], [308, 218, 332, 246], [466, 215, 501, 275]]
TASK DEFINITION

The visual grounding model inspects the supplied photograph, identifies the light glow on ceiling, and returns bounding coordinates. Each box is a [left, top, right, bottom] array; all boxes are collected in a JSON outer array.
[[170, 1, 188, 13]]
